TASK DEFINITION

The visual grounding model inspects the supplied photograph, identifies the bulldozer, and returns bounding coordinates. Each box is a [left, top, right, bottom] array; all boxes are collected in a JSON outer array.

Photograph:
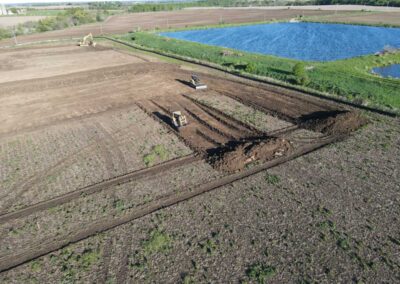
[[78, 33, 97, 47], [189, 74, 207, 90], [171, 111, 188, 128]]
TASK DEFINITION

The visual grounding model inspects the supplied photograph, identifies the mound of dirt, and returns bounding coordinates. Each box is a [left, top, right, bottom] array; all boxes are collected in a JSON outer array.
[[300, 111, 368, 135], [210, 138, 292, 173]]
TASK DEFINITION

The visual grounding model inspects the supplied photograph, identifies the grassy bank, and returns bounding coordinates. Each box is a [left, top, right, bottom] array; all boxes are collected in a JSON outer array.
[[117, 31, 400, 112]]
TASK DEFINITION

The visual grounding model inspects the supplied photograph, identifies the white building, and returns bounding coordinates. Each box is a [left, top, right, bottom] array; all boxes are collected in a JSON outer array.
[[0, 4, 8, 16]]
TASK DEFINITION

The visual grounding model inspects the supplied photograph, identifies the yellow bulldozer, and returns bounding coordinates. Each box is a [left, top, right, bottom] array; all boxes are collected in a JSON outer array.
[[78, 33, 97, 47], [171, 111, 188, 128]]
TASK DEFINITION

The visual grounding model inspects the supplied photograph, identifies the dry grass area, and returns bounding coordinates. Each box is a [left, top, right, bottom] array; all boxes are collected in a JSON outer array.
[[0, 42, 398, 283], [0, 16, 47, 28]]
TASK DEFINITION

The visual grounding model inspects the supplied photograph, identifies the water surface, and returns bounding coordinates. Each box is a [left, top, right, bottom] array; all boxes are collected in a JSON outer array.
[[372, 64, 400, 79], [161, 22, 400, 61]]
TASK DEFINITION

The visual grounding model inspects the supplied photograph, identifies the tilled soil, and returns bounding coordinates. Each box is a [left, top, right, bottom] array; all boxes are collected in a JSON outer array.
[[1, 113, 397, 283], [0, 43, 376, 279], [299, 110, 369, 135], [210, 137, 292, 173]]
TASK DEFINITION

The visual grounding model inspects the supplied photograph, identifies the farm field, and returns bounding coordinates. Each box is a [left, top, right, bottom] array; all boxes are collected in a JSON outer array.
[[0, 16, 48, 28], [305, 11, 400, 27], [0, 41, 377, 277], [0, 7, 399, 283]]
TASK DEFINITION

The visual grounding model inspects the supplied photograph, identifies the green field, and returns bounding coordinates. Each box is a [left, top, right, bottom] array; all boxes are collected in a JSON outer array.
[[25, 9, 61, 16], [117, 29, 400, 113]]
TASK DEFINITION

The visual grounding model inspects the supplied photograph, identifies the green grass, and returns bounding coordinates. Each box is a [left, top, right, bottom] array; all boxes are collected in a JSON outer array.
[[116, 30, 400, 113], [25, 9, 61, 16], [143, 229, 172, 254], [246, 263, 276, 283], [142, 144, 169, 166], [265, 173, 280, 186]]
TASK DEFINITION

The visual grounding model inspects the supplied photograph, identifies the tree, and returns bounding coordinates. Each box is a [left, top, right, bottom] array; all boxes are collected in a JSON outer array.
[[293, 62, 310, 86]]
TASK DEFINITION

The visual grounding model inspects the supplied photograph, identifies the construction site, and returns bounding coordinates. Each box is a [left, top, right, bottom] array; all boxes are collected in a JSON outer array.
[[0, 6, 399, 284]]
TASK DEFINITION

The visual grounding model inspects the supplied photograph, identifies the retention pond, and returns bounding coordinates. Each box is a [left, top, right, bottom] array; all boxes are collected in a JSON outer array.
[[161, 22, 400, 61]]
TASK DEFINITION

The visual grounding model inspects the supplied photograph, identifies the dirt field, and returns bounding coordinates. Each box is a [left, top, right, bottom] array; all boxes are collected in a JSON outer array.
[[0, 42, 398, 283], [0, 8, 339, 47], [309, 11, 400, 26]]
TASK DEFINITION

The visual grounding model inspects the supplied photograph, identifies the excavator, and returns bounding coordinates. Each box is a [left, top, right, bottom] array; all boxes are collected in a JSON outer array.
[[171, 111, 188, 128], [78, 33, 97, 47]]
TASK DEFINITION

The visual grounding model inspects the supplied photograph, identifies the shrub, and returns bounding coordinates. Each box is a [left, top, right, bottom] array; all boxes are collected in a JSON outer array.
[[0, 28, 11, 40], [293, 62, 310, 86], [246, 263, 276, 283]]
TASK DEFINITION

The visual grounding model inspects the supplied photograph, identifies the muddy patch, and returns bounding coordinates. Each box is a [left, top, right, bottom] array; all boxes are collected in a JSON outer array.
[[299, 111, 368, 135], [209, 137, 292, 173]]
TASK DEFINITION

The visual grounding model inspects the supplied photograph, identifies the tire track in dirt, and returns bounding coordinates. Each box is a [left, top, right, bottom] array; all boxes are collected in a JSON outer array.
[[0, 154, 199, 224], [0, 121, 127, 212], [0, 111, 150, 212], [86, 121, 116, 178], [188, 96, 260, 135], [0, 134, 346, 273], [116, 232, 132, 284], [94, 121, 128, 174], [178, 96, 253, 141], [98, 236, 113, 283]]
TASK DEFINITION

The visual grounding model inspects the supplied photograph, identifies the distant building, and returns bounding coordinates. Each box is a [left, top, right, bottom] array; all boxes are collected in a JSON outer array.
[[0, 4, 8, 16]]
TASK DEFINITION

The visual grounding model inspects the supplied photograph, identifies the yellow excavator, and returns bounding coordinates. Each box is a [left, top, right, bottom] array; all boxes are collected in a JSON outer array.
[[78, 33, 97, 47]]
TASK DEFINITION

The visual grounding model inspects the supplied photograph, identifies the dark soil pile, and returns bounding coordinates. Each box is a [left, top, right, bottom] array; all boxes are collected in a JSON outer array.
[[210, 138, 292, 173], [300, 111, 368, 135]]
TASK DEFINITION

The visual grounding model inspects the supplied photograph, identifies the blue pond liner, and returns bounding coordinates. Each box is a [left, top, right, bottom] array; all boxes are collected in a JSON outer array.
[[160, 22, 400, 62], [372, 64, 400, 79]]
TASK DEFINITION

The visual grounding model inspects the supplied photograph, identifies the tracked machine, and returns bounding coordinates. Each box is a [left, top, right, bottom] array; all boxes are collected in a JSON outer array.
[[189, 74, 207, 90], [171, 111, 188, 128], [78, 33, 97, 47]]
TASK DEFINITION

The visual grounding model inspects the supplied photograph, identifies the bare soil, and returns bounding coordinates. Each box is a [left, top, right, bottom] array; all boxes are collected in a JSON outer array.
[[210, 137, 292, 173], [300, 110, 369, 135], [0, 42, 394, 282], [312, 11, 400, 26]]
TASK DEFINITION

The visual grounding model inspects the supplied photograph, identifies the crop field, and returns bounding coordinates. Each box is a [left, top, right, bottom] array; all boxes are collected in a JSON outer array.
[[0, 8, 399, 283]]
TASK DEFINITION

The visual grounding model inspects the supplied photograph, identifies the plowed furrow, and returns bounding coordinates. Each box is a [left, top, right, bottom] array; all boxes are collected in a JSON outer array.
[[189, 97, 258, 136], [150, 97, 228, 150]]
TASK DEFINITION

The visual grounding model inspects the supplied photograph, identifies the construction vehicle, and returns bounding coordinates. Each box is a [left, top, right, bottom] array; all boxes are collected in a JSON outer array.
[[78, 33, 97, 47], [190, 74, 207, 90], [171, 111, 188, 128]]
